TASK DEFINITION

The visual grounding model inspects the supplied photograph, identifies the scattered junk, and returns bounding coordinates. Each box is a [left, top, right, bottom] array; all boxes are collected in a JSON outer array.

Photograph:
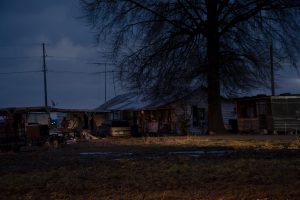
[[0, 87, 237, 148], [0, 106, 105, 151], [80, 129, 99, 140], [236, 94, 300, 134], [42, 130, 63, 149]]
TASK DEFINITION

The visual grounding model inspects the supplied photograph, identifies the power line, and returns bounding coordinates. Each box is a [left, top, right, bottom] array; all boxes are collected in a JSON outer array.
[[0, 56, 41, 60], [48, 70, 91, 74], [0, 69, 122, 75], [0, 43, 44, 48], [48, 56, 97, 61], [44, 70, 122, 75], [93, 70, 119, 74], [87, 62, 115, 65], [0, 70, 42, 75], [47, 57, 115, 65]]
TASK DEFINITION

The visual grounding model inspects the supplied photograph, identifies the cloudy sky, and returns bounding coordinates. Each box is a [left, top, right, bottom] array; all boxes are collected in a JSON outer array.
[[0, 0, 300, 109], [0, 0, 123, 109]]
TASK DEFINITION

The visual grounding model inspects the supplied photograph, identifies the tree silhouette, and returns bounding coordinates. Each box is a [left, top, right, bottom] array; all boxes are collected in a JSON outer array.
[[81, 0, 300, 133]]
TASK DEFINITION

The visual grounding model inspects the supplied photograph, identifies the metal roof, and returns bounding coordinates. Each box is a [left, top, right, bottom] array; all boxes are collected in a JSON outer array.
[[235, 94, 300, 101], [94, 93, 170, 111], [0, 106, 106, 114], [94, 88, 210, 112]]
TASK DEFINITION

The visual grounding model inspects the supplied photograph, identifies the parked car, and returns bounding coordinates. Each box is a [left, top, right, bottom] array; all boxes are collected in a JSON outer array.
[[98, 120, 131, 137]]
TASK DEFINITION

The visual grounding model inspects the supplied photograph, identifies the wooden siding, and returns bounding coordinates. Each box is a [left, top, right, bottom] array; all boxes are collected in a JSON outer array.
[[237, 118, 259, 132], [236, 97, 273, 133]]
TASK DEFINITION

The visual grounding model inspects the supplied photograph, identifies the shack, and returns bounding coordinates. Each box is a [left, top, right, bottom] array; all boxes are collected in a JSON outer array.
[[95, 88, 236, 135], [0, 107, 49, 149], [50, 108, 107, 133], [236, 94, 300, 134], [0, 106, 106, 148]]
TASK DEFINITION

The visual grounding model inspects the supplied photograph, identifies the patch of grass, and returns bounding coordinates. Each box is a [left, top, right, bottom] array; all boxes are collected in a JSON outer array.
[[1, 156, 300, 199], [99, 135, 299, 151], [288, 139, 300, 149], [2, 136, 300, 199]]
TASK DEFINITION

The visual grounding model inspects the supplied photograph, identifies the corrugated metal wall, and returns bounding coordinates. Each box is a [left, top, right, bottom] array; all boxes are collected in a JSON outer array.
[[272, 96, 300, 133]]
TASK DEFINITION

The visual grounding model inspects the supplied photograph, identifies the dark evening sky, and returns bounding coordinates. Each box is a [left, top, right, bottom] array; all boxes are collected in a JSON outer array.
[[0, 0, 299, 109]]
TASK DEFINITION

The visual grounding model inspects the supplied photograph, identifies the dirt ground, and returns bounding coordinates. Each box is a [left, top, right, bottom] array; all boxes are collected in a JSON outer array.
[[1, 135, 300, 200]]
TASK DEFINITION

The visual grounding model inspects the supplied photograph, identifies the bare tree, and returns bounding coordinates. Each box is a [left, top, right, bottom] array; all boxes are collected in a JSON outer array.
[[81, 0, 300, 134]]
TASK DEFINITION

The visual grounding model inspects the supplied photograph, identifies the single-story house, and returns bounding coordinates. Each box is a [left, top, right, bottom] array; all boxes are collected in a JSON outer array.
[[94, 88, 236, 135], [236, 94, 300, 134]]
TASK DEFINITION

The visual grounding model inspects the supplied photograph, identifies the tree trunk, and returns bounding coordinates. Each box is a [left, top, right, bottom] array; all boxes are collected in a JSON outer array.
[[206, 0, 227, 134]]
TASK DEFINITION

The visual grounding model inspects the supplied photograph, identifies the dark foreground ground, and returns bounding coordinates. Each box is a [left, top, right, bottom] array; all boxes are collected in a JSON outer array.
[[1, 135, 300, 200]]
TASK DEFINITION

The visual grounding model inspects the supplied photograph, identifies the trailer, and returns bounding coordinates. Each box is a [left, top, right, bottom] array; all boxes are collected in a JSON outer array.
[[236, 95, 300, 134]]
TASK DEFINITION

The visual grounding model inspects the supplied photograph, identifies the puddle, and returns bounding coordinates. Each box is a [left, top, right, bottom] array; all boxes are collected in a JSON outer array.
[[169, 151, 206, 155], [113, 157, 136, 161], [80, 152, 133, 156], [79, 150, 234, 159], [80, 152, 113, 156], [169, 150, 234, 155]]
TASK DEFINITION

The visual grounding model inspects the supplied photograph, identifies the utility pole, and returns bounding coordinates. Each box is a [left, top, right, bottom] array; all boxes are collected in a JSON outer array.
[[42, 43, 48, 108], [105, 63, 107, 102], [87, 62, 115, 103], [112, 71, 117, 97], [270, 43, 275, 96]]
